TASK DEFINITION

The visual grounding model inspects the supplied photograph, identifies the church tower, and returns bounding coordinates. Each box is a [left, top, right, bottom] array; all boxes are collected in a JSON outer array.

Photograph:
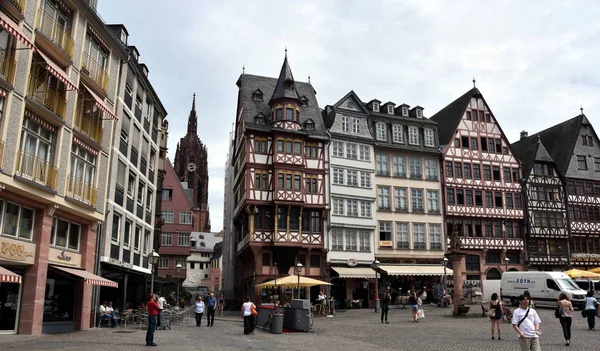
[[173, 94, 211, 232]]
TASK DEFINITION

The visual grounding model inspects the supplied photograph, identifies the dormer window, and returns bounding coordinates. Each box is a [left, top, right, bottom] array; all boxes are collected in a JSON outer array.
[[387, 105, 394, 114], [376, 122, 387, 141], [416, 109, 423, 118], [305, 120, 315, 130], [402, 107, 409, 117], [373, 103, 379, 112], [300, 96, 308, 106], [253, 89, 263, 101], [255, 113, 265, 124]]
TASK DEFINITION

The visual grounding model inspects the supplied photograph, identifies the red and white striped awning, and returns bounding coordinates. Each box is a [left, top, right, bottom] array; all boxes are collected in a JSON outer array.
[[82, 84, 117, 121], [52, 265, 118, 288], [86, 26, 109, 52], [0, 11, 35, 51], [0, 266, 21, 284], [35, 49, 78, 92], [24, 109, 57, 132], [73, 136, 99, 156]]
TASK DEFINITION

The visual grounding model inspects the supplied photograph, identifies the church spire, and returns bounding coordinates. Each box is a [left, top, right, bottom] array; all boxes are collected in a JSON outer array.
[[269, 51, 300, 104], [187, 93, 197, 136]]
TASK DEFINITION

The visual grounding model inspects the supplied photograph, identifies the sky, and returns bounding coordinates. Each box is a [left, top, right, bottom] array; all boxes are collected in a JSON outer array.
[[98, 0, 600, 232]]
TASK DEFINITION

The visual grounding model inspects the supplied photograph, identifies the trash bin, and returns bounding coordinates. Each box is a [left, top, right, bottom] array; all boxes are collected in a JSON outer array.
[[270, 312, 284, 334]]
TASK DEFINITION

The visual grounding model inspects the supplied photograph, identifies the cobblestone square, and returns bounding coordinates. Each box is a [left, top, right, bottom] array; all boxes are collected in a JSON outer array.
[[1, 306, 598, 351]]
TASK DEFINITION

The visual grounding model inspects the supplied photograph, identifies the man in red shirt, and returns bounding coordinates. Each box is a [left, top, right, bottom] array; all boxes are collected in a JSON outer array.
[[145, 294, 159, 346]]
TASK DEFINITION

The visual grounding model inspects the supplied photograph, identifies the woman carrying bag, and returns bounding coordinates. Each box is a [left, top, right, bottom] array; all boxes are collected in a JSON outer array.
[[242, 297, 257, 335], [583, 291, 598, 330], [488, 293, 503, 340], [556, 292, 574, 346]]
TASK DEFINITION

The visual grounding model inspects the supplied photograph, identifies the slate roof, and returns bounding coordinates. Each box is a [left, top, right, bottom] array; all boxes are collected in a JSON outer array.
[[429, 88, 479, 145], [511, 136, 555, 178], [269, 56, 300, 102], [236, 73, 327, 139], [512, 115, 584, 175]]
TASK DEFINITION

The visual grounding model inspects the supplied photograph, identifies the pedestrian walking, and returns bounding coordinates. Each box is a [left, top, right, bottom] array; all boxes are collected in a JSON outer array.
[[207, 293, 217, 326], [157, 295, 165, 330], [524, 291, 536, 309], [218, 295, 225, 317], [145, 294, 159, 347], [194, 296, 205, 327], [381, 287, 391, 324], [556, 292, 573, 346], [408, 292, 420, 323], [242, 297, 256, 335], [512, 294, 542, 351], [488, 293, 503, 340], [583, 290, 598, 330]]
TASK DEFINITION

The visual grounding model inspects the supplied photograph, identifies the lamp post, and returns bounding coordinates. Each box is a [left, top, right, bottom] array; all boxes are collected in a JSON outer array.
[[442, 257, 448, 307], [504, 257, 510, 272], [149, 250, 160, 295], [372, 260, 380, 313], [274, 262, 278, 301], [175, 263, 182, 304], [295, 261, 303, 299]]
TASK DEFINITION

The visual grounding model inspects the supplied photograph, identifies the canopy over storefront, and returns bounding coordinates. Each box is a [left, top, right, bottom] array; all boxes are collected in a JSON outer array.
[[380, 265, 454, 276], [332, 266, 376, 279]]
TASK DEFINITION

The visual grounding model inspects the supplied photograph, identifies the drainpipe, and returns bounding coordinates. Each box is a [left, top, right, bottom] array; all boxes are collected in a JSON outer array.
[[92, 221, 103, 327]]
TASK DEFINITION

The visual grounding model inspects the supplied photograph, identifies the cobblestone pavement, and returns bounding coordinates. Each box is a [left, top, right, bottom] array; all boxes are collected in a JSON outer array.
[[1, 306, 598, 351]]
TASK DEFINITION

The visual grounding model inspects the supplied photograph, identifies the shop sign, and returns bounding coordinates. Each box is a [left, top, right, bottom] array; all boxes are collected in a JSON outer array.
[[0, 237, 35, 264], [346, 258, 357, 267], [48, 247, 82, 268], [109, 258, 133, 269], [379, 240, 392, 247]]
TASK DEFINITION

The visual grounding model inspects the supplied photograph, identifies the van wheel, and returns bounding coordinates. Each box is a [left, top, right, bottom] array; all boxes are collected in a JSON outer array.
[[510, 298, 518, 306]]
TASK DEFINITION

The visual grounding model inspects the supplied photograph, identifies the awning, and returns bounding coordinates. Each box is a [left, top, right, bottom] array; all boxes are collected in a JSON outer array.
[[52, 265, 118, 288], [0, 266, 21, 283], [332, 266, 376, 279], [0, 11, 35, 51], [82, 84, 117, 121], [380, 265, 454, 277], [35, 49, 77, 91]]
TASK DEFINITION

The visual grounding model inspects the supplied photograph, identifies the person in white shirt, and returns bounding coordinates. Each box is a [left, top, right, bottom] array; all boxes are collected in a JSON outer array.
[[157, 295, 166, 330], [512, 294, 542, 351], [106, 302, 119, 328], [241, 297, 256, 335], [98, 301, 111, 327], [194, 296, 205, 327]]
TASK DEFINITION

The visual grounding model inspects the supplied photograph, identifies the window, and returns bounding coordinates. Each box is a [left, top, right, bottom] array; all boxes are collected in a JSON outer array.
[[352, 118, 360, 133], [302, 210, 321, 233], [494, 192, 503, 208], [512, 167, 520, 182], [475, 191, 483, 207], [387, 104, 394, 114], [483, 165, 491, 181], [392, 125, 403, 143], [50, 217, 80, 251], [332, 141, 344, 157], [178, 233, 190, 246], [347, 170, 358, 186], [485, 191, 493, 208], [2, 202, 34, 240], [456, 189, 464, 205], [69, 144, 97, 202], [466, 255, 480, 272], [473, 163, 481, 180], [254, 137, 267, 154], [373, 102, 379, 112], [446, 188, 455, 205], [377, 187, 390, 210], [492, 166, 501, 181], [505, 193, 514, 209], [425, 160, 437, 180], [454, 139, 460, 147], [392, 156, 406, 177], [408, 126, 419, 145], [376, 154, 389, 176], [595, 157, 600, 172], [470, 137, 478, 151], [359, 145, 370, 161], [445, 160, 454, 178], [424, 128, 435, 147], [162, 210, 174, 223], [347, 200, 358, 216], [158, 257, 168, 268], [359, 232, 370, 252], [137, 181, 145, 205], [341, 115, 349, 132], [514, 194, 522, 209], [360, 172, 371, 188], [376, 122, 387, 141], [394, 188, 407, 211], [332, 229, 343, 250], [332, 198, 344, 215], [305, 143, 318, 158], [310, 254, 320, 268], [503, 167, 511, 183], [123, 221, 131, 248], [161, 233, 172, 245], [486, 251, 501, 264], [411, 189, 424, 212], [333, 168, 344, 185], [427, 190, 439, 213], [305, 176, 318, 194], [463, 163, 472, 179], [582, 135, 594, 146], [416, 109, 423, 118], [286, 108, 294, 121], [454, 162, 463, 178], [346, 230, 357, 251], [461, 136, 469, 149], [20, 114, 56, 182], [360, 201, 371, 217], [487, 138, 495, 153], [577, 155, 587, 170], [180, 211, 192, 224], [430, 224, 441, 250], [290, 207, 300, 230], [413, 224, 425, 249], [410, 157, 421, 179], [294, 174, 301, 190], [397, 223, 409, 249], [379, 221, 392, 245], [346, 143, 357, 159], [110, 214, 121, 243], [466, 190, 473, 206]]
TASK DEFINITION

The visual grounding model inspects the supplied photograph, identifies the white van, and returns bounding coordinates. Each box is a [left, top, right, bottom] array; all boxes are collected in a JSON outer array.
[[500, 271, 587, 309], [573, 279, 600, 300]]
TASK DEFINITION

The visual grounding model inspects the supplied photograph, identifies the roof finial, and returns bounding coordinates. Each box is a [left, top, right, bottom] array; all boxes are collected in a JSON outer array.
[[192, 93, 196, 111], [537, 133, 541, 144], [285, 46, 288, 58], [242, 65, 245, 74], [472, 77, 476, 88], [580, 105, 584, 115], [308, 73, 311, 83]]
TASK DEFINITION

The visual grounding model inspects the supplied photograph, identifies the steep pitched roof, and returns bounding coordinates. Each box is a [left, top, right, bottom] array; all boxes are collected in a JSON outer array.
[[511, 136, 555, 178], [164, 158, 193, 208], [269, 55, 300, 103], [429, 88, 478, 145], [332, 90, 370, 115]]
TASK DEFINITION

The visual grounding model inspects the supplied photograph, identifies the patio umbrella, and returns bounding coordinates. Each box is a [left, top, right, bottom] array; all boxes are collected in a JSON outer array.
[[257, 275, 332, 287], [564, 269, 600, 279], [588, 267, 600, 274]]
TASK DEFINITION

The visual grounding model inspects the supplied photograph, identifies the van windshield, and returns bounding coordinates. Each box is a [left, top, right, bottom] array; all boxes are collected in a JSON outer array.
[[556, 279, 580, 290]]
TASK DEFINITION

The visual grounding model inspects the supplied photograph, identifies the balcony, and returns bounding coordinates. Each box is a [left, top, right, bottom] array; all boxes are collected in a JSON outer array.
[[27, 76, 67, 118], [67, 176, 98, 206], [9, 0, 26, 13], [0, 49, 16, 85], [36, 8, 74, 60], [74, 102, 103, 144], [81, 52, 109, 92], [16, 151, 58, 190]]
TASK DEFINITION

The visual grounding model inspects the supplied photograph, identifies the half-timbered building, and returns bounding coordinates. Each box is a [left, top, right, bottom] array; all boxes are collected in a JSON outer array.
[[520, 113, 600, 269], [430, 86, 524, 280], [322, 91, 376, 308], [231, 55, 329, 302], [511, 133, 569, 270]]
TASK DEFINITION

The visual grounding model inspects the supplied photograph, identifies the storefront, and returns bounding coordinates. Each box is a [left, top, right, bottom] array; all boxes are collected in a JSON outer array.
[[379, 265, 453, 303], [0, 265, 23, 334], [331, 266, 377, 309]]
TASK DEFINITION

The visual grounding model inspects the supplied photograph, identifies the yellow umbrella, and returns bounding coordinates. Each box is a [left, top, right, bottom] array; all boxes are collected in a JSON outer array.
[[564, 269, 600, 279], [588, 267, 600, 274], [257, 275, 332, 287]]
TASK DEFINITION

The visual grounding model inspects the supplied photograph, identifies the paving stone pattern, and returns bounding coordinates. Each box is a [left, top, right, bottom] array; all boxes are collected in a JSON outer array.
[[0, 306, 597, 351]]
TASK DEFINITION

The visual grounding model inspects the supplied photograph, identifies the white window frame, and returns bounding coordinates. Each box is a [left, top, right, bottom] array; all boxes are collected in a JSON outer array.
[[427, 190, 440, 213], [347, 170, 358, 186], [346, 143, 357, 159], [425, 159, 437, 180], [341, 115, 349, 132], [392, 124, 403, 143], [396, 222, 409, 249], [376, 154, 389, 176], [429, 224, 441, 250], [392, 156, 406, 177], [411, 188, 424, 212], [50, 217, 81, 251], [162, 210, 174, 223], [394, 187, 407, 211], [387, 105, 394, 114], [377, 186, 390, 210], [401, 106, 409, 116], [345, 230, 357, 251], [134, 226, 141, 252], [416, 109, 423, 118], [158, 257, 169, 268], [123, 220, 131, 248], [333, 168, 344, 185], [360, 201, 371, 218], [179, 211, 193, 224], [332, 198, 345, 215], [408, 126, 420, 145], [410, 157, 421, 179], [111, 213, 120, 243], [376, 122, 387, 141], [332, 141, 344, 157], [352, 118, 360, 134], [373, 102, 379, 112], [359, 145, 370, 161], [161, 232, 172, 245], [413, 223, 426, 249], [359, 231, 371, 252], [331, 229, 343, 250], [347, 200, 358, 217], [359, 172, 371, 188], [424, 128, 435, 147], [178, 233, 190, 246]]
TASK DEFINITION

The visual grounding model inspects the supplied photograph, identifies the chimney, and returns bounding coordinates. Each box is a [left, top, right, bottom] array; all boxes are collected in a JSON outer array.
[[520, 130, 528, 140]]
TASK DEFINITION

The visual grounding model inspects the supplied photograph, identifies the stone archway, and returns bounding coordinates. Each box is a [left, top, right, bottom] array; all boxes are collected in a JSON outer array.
[[486, 268, 502, 280]]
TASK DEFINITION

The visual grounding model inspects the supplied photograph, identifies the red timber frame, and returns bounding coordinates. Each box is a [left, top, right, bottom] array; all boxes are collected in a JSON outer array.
[[565, 178, 600, 267]]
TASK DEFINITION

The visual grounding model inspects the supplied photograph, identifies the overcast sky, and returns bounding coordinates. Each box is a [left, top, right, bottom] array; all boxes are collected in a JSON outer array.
[[99, 0, 600, 232]]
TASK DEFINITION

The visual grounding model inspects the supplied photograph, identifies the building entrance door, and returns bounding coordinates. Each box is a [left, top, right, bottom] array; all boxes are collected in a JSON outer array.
[[0, 282, 20, 331]]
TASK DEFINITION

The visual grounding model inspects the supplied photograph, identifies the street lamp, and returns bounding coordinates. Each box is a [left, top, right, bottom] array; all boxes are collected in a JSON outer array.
[[442, 257, 448, 307], [295, 261, 303, 299], [504, 257, 510, 272], [176, 263, 183, 304], [149, 250, 160, 295], [372, 260, 380, 313]]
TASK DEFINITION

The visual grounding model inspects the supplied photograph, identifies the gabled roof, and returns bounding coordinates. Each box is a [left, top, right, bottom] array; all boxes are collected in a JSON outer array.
[[429, 88, 478, 145], [269, 55, 300, 103], [164, 158, 193, 208], [331, 90, 370, 115], [511, 136, 555, 178]]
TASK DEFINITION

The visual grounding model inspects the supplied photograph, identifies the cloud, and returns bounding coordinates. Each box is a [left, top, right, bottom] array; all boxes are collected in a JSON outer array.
[[100, 0, 600, 231]]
